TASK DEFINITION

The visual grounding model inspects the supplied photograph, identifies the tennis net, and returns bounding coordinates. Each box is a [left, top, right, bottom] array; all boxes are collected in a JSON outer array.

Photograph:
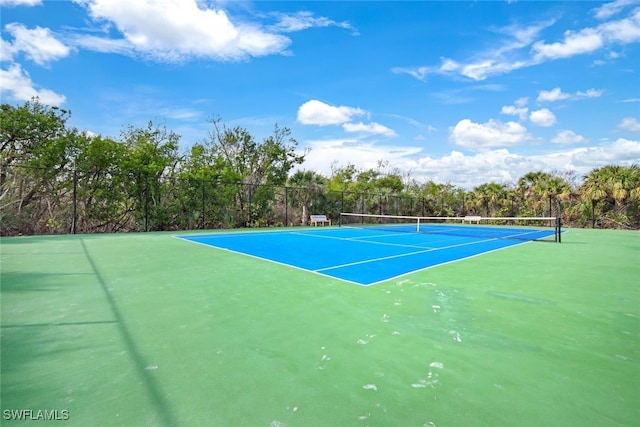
[[339, 213, 562, 242]]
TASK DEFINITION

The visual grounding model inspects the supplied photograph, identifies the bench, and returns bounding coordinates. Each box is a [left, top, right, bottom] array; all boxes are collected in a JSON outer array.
[[463, 215, 482, 224], [310, 214, 331, 226]]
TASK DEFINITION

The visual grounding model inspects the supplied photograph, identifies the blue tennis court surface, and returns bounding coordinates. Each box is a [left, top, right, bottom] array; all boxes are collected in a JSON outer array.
[[178, 226, 539, 285]]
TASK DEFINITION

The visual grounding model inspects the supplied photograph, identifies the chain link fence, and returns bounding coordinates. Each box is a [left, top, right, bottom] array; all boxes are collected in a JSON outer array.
[[1, 164, 448, 236], [2, 163, 630, 236]]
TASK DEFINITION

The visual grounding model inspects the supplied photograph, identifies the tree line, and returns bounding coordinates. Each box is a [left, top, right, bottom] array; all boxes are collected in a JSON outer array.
[[1, 100, 638, 236]]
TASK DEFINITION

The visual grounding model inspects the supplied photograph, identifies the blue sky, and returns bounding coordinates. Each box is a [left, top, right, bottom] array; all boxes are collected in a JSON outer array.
[[1, 0, 639, 188]]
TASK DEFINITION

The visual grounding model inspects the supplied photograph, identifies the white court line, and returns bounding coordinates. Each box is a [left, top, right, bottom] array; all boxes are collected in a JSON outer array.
[[175, 235, 368, 286], [416, 224, 555, 239], [292, 227, 477, 248], [315, 237, 500, 272], [363, 240, 528, 286], [290, 230, 436, 250]]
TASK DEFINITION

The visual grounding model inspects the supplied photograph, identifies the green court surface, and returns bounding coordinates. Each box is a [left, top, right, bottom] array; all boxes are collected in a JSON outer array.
[[1, 228, 638, 426]]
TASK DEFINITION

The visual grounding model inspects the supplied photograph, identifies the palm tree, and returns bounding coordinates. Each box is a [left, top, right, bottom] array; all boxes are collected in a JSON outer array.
[[503, 186, 521, 217], [517, 171, 553, 216], [602, 165, 640, 214], [471, 182, 506, 217], [580, 168, 609, 228], [535, 176, 571, 218]]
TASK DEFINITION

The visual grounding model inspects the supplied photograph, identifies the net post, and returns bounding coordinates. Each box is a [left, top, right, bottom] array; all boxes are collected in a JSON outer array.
[[417, 217, 420, 232], [556, 217, 562, 243]]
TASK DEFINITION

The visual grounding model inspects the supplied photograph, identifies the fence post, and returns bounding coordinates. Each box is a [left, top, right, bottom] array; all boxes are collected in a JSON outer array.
[[144, 174, 149, 232], [284, 186, 288, 227], [201, 180, 206, 229], [248, 183, 253, 228], [72, 168, 77, 234]]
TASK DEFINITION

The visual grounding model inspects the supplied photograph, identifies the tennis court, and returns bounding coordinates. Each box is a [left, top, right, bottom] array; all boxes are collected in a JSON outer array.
[[179, 216, 558, 285], [1, 225, 638, 426]]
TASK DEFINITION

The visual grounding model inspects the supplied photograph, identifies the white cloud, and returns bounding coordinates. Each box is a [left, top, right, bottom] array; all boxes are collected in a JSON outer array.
[[449, 119, 531, 150], [576, 88, 603, 98], [411, 149, 528, 187], [298, 136, 640, 189], [529, 108, 557, 127], [534, 8, 640, 60], [397, 6, 640, 82], [594, 0, 639, 20], [618, 117, 640, 132], [537, 87, 602, 102], [299, 138, 421, 176], [440, 58, 459, 72], [501, 105, 529, 120], [0, 0, 42, 6], [514, 97, 529, 107], [571, 138, 640, 166], [551, 130, 587, 144], [297, 100, 395, 137], [391, 65, 429, 82], [537, 87, 571, 102], [426, 140, 640, 187], [268, 11, 355, 33], [410, 148, 585, 188], [501, 97, 530, 120], [461, 58, 530, 81], [75, 0, 291, 61], [157, 107, 201, 121], [302, 133, 640, 189], [532, 28, 604, 60], [0, 63, 66, 105], [297, 100, 366, 126], [69, 34, 132, 55], [599, 7, 640, 43], [457, 20, 555, 80], [0, 38, 15, 62], [394, 56, 524, 83], [394, 20, 553, 81], [342, 122, 397, 137], [4, 23, 71, 65]]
